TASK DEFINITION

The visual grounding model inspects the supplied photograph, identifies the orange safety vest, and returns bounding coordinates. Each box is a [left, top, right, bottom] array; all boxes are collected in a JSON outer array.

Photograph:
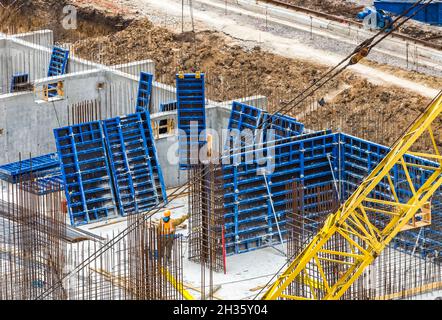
[[161, 219, 175, 236]]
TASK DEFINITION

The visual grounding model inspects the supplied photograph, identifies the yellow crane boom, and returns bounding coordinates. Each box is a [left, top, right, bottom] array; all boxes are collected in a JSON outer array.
[[262, 91, 442, 300]]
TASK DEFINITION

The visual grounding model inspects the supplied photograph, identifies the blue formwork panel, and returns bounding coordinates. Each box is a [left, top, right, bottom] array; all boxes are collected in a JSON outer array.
[[176, 73, 206, 169], [160, 101, 177, 112], [228, 101, 263, 131], [225, 101, 264, 157], [20, 175, 64, 196], [340, 132, 438, 202], [374, 1, 442, 25], [135, 72, 154, 113], [222, 128, 336, 255], [54, 122, 118, 226], [10, 73, 29, 93], [138, 110, 168, 204], [222, 125, 442, 257], [47, 46, 69, 98], [47, 47, 69, 77], [0, 153, 60, 183], [102, 111, 167, 216], [262, 112, 305, 140]]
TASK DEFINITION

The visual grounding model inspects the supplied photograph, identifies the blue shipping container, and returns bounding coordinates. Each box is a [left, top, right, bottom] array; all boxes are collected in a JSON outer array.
[[374, 1, 442, 25]]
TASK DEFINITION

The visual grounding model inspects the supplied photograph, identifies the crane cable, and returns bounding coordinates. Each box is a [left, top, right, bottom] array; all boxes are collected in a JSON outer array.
[[257, 0, 433, 132], [36, 0, 434, 300]]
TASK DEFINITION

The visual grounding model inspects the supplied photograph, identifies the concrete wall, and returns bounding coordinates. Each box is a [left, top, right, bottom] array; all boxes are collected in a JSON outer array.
[[0, 70, 107, 164], [113, 60, 155, 77], [0, 91, 66, 163]]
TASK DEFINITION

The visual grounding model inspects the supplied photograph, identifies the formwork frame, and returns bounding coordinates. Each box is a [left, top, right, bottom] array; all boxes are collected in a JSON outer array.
[[0, 153, 60, 183], [103, 112, 159, 216], [222, 101, 442, 258], [135, 72, 154, 113], [176, 73, 207, 169], [47, 47, 69, 98], [222, 130, 338, 255], [54, 110, 167, 225], [54, 121, 118, 226]]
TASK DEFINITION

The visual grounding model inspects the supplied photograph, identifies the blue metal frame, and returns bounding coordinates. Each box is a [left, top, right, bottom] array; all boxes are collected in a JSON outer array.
[[102, 111, 166, 216], [135, 72, 154, 113], [223, 103, 325, 254], [10, 73, 29, 93], [339, 132, 442, 258], [374, 1, 442, 25], [221, 102, 442, 257], [262, 112, 304, 139], [54, 121, 118, 226], [0, 153, 60, 183], [20, 175, 64, 196], [47, 46, 69, 98], [160, 100, 177, 112], [139, 110, 168, 203], [176, 73, 206, 169]]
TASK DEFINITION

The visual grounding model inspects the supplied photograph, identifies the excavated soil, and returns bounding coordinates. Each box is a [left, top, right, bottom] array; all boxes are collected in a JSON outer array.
[[0, 0, 130, 42]]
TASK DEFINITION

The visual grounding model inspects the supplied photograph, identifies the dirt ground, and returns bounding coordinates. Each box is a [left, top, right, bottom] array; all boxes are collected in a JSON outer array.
[[287, 0, 362, 17], [1, 0, 440, 149]]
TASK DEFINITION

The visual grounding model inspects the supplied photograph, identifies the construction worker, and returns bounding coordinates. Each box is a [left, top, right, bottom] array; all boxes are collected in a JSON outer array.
[[159, 210, 189, 264]]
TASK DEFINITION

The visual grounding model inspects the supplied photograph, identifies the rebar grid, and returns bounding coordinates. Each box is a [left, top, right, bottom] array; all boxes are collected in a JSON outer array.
[[0, 176, 67, 300], [188, 164, 226, 299], [0, 164, 185, 300], [285, 180, 442, 300]]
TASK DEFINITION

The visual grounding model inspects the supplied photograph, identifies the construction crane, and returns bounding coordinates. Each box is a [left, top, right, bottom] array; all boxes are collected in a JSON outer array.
[[262, 91, 442, 300]]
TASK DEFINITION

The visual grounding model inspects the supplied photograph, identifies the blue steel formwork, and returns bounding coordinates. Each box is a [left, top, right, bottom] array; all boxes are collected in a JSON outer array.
[[47, 47, 69, 98], [135, 72, 154, 113], [102, 111, 167, 216], [20, 175, 64, 196], [224, 102, 264, 163], [54, 122, 118, 226], [221, 101, 442, 257], [374, 0, 442, 25], [10, 73, 29, 93], [227, 101, 263, 132], [226, 102, 304, 149], [262, 113, 305, 139], [160, 101, 178, 112], [138, 110, 168, 204], [176, 73, 206, 169], [222, 113, 336, 255]]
